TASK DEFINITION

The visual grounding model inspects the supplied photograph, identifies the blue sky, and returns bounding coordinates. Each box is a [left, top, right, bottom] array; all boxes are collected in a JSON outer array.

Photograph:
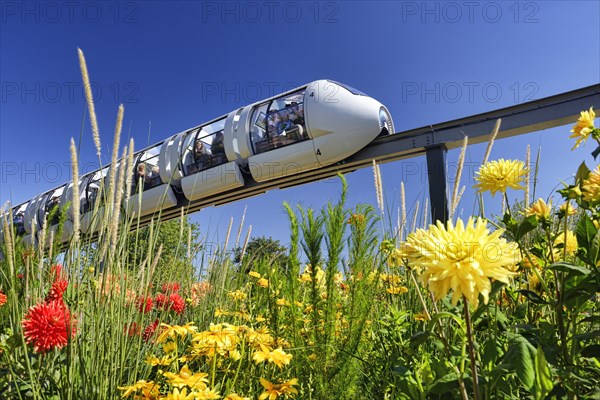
[[1, 1, 599, 251]]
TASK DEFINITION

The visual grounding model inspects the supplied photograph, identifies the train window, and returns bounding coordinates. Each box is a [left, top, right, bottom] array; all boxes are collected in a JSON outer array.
[[250, 89, 308, 155], [12, 203, 28, 235], [41, 186, 66, 226], [134, 145, 163, 192], [84, 168, 108, 213], [181, 117, 227, 176]]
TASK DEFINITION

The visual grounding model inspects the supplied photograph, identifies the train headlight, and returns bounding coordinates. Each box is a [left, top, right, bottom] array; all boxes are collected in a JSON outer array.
[[379, 107, 394, 136]]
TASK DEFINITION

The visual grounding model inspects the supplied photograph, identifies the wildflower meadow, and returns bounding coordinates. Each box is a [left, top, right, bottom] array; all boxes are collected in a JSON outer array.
[[0, 50, 599, 399]]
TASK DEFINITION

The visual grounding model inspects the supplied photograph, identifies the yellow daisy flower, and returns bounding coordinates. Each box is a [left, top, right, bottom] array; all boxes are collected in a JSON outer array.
[[257, 278, 269, 288], [252, 344, 292, 368], [118, 380, 159, 398], [162, 364, 209, 390], [259, 378, 299, 400], [227, 290, 247, 301], [474, 159, 528, 196], [386, 286, 409, 295], [224, 394, 251, 400], [157, 323, 198, 344], [407, 217, 520, 306]]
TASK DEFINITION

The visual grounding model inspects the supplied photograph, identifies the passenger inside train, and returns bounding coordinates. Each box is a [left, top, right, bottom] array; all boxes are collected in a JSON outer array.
[[136, 162, 161, 190], [251, 90, 307, 154], [47, 196, 61, 225], [13, 211, 25, 235]]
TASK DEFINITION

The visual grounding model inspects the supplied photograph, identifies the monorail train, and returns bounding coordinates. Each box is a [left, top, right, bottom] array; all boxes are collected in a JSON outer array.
[[0, 80, 394, 249]]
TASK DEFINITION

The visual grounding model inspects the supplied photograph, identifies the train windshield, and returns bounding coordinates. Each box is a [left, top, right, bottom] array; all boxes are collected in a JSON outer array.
[[250, 89, 308, 155], [181, 117, 227, 176], [134, 145, 163, 192], [84, 167, 108, 213], [327, 80, 367, 96]]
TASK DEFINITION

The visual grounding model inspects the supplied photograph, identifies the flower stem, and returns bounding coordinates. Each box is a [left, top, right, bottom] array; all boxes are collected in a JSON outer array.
[[463, 296, 480, 400]]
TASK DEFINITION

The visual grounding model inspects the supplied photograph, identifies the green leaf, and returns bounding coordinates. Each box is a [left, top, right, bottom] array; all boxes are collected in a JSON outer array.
[[504, 335, 536, 389], [428, 372, 462, 395], [517, 289, 548, 304], [426, 311, 464, 331], [533, 346, 553, 400], [410, 331, 431, 346], [575, 161, 591, 185], [581, 344, 600, 358], [516, 215, 538, 241], [575, 215, 598, 264], [547, 262, 590, 276]]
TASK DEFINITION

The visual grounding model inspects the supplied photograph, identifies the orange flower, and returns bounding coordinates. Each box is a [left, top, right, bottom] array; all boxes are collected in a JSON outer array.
[[0, 291, 6, 306]]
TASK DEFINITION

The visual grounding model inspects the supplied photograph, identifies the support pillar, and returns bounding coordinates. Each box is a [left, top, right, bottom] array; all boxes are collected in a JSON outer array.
[[425, 144, 449, 224]]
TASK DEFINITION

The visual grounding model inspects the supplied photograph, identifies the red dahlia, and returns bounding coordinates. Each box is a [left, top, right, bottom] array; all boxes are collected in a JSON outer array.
[[22, 300, 76, 353], [169, 293, 185, 314], [142, 319, 160, 342], [161, 282, 180, 294], [46, 279, 68, 302], [155, 293, 167, 309], [136, 296, 154, 313]]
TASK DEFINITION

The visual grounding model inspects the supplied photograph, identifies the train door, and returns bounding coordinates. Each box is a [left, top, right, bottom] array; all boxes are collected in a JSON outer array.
[[179, 117, 245, 202], [128, 142, 178, 217], [81, 167, 108, 233]]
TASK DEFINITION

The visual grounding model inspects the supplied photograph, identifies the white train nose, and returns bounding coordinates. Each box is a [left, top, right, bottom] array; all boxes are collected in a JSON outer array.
[[304, 80, 393, 167]]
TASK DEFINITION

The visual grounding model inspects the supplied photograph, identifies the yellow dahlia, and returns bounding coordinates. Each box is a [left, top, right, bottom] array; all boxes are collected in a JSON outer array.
[[525, 198, 552, 220], [474, 159, 528, 196], [554, 231, 578, 257], [582, 165, 600, 204], [569, 107, 597, 150], [259, 378, 299, 400], [559, 202, 577, 216], [407, 217, 520, 306]]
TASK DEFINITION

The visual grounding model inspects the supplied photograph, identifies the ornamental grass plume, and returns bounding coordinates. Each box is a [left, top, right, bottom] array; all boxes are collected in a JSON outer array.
[[569, 106, 597, 150], [77, 48, 101, 157], [405, 217, 520, 306], [474, 159, 528, 197], [22, 300, 76, 353], [582, 165, 600, 204]]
